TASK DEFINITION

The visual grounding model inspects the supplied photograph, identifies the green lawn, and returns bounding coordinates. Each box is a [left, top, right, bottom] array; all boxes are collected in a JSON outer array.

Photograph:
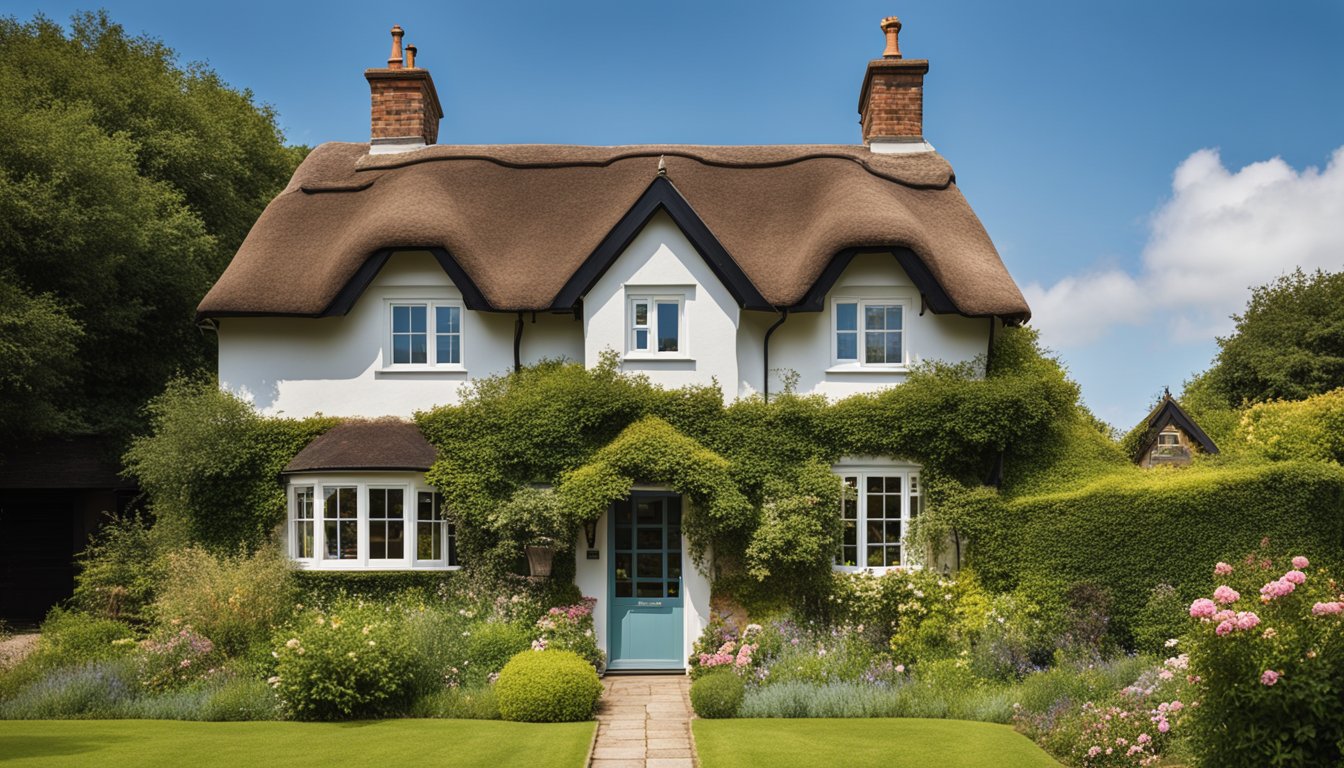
[[0, 719, 596, 768], [694, 718, 1061, 768]]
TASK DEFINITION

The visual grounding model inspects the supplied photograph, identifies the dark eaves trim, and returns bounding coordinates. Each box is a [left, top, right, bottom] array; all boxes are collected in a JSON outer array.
[[550, 176, 772, 311], [789, 247, 1030, 326]]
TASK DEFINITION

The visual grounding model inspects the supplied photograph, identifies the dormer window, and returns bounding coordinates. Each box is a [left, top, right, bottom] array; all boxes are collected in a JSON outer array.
[[1158, 431, 1180, 446], [387, 301, 462, 368], [628, 295, 684, 356]]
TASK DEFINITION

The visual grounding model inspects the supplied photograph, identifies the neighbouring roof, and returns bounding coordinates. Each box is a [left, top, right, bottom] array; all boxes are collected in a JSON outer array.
[[283, 420, 437, 474], [1132, 393, 1220, 462], [198, 143, 1030, 323]]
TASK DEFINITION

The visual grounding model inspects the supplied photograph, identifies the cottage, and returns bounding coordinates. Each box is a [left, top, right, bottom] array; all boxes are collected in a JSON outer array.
[[197, 19, 1030, 671], [1132, 389, 1220, 468]]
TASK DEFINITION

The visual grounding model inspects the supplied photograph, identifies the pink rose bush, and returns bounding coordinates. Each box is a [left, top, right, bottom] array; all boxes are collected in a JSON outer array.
[[1183, 548, 1344, 767], [533, 597, 604, 670]]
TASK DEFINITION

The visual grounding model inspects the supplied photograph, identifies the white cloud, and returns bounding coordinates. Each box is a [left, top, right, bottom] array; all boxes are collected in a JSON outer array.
[[1023, 146, 1344, 349]]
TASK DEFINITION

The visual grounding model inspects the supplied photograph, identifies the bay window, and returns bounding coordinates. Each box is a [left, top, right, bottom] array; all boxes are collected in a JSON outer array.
[[288, 478, 459, 570]]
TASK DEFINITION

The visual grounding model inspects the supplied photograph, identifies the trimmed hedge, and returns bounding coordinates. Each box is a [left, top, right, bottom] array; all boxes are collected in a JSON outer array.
[[979, 460, 1344, 639], [495, 650, 602, 722], [293, 571, 453, 604]]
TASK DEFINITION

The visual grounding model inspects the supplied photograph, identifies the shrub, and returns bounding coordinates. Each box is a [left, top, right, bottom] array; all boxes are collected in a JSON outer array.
[[1131, 584, 1188, 657], [272, 602, 423, 720], [153, 545, 296, 656], [35, 608, 138, 669], [1183, 549, 1344, 767], [690, 670, 744, 719], [0, 660, 138, 719], [463, 621, 533, 686], [533, 598, 605, 671], [1236, 387, 1344, 463], [72, 513, 161, 622], [495, 650, 603, 722], [136, 626, 222, 691]]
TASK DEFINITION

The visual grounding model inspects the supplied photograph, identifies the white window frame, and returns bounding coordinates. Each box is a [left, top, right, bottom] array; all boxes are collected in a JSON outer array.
[[286, 475, 459, 571], [292, 486, 316, 561], [383, 299, 466, 371], [830, 297, 910, 369], [626, 294, 687, 358], [1157, 431, 1180, 446], [831, 461, 922, 573]]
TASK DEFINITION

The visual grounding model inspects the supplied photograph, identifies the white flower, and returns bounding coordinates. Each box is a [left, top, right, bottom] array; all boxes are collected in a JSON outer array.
[[1165, 638, 1179, 648]]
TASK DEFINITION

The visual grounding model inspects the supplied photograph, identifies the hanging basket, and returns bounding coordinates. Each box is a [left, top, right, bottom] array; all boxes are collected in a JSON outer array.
[[525, 545, 555, 578]]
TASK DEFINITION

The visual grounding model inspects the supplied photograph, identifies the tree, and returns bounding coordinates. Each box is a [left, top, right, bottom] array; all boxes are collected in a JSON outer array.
[[0, 12, 302, 440], [1201, 269, 1344, 407]]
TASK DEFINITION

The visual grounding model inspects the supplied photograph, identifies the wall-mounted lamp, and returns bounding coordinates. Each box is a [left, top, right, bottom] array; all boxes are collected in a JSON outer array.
[[583, 519, 598, 550]]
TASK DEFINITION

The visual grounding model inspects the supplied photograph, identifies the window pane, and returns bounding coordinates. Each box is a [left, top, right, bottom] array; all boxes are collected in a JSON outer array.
[[886, 332, 902, 363], [635, 329, 648, 350], [386, 521, 404, 559], [370, 520, 387, 559], [836, 331, 857, 360], [887, 305, 902, 330], [296, 521, 314, 558], [866, 477, 883, 494], [370, 489, 386, 518], [393, 305, 410, 333], [634, 302, 648, 326], [865, 305, 886, 330], [865, 332, 886, 363], [393, 334, 411, 364], [656, 302, 679, 352], [836, 302, 858, 332], [614, 553, 631, 581], [409, 306, 426, 333], [638, 553, 663, 579], [637, 528, 662, 550], [447, 524, 458, 566], [437, 334, 460, 365], [418, 521, 440, 560], [410, 334, 427, 364], [615, 580, 633, 597], [436, 306, 460, 334], [636, 582, 663, 598], [666, 581, 680, 598]]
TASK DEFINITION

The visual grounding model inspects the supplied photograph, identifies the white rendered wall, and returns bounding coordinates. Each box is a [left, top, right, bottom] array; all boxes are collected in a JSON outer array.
[[217, 251, 584, 417], [738, 252, 992, 400], [572, 498, 712, 672], [583, 211, 740, 394]]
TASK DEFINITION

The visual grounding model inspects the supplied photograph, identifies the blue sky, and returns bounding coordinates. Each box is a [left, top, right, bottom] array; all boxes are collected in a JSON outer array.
[[12, 1, 1344, 427]]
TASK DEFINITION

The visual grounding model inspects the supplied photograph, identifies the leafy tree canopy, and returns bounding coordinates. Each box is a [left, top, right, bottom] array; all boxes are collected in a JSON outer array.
[[1200, 268, 1344, 407], [0, 11, 303, 440]]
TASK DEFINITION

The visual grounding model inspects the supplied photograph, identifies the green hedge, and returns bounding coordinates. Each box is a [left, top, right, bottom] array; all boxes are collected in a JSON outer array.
[[979, 460, 1344, 639], [293, 571, 453, 604]]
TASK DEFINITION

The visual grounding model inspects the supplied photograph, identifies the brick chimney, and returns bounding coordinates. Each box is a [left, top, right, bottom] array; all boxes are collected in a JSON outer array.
[[858, 16, 933, 153], [365, 25, 444, 153]]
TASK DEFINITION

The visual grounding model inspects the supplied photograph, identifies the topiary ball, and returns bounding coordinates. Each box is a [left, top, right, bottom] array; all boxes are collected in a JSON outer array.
[[495, 649, 604, 722], [690, 670, 743, 718]]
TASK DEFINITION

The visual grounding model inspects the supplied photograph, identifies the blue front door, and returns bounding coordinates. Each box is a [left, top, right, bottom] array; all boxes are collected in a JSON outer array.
[[609, 494, 684, 670]]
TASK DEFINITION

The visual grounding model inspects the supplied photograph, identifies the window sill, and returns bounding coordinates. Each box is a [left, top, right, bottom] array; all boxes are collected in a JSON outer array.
[[295, 561, 460, 571], [831, 564, 920, 574], [623, 354, 695, 362], [825, 363, 910, 374], [376, 365, 468, 377]]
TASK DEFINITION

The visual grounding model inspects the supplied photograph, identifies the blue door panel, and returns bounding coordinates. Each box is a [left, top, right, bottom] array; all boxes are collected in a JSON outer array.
[[609, 494, 684, 670]]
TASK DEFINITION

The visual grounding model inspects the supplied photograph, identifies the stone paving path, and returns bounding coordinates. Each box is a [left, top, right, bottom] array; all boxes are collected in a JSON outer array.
[[590, 674, 696, 768]]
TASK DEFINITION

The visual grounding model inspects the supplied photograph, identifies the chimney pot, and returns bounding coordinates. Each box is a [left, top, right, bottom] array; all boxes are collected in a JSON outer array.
[[405, 44, 417, 69], [880, 16, 903, 58], [387, 25, 405, 69]]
